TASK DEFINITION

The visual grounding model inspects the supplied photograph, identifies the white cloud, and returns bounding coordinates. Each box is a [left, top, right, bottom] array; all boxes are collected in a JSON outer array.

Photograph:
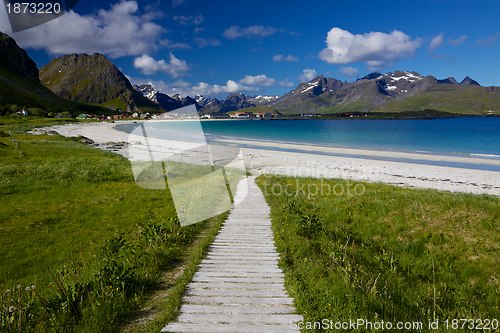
[[0, 0, 165, 58], [448, 35, 468, 47], [366, 61, 386, 71], [476, 33, 500, 47], [273, 54, 299, 62], [129, 77, 258, 98], [133, 53, 190, 77], [195, 80, 260, 95], [193, 37, 221, 48], [172, 79, 191, 88], [318, 27, 421, 70], [223, 25, 277, 40], [339, 66, 359, 78], [278, 79, 295, 88], [173, 14, 204, 26], [159, 40, 192, 50], [429, 33, 444, 49], [194, 27, 205, 34], [172, 0, 184, 7], [239, 74, 294, 87], [240, 75, 276, 86], [427, 33, 466, 61], [430, 33, 468, 49], [298, 69, 318, 82]]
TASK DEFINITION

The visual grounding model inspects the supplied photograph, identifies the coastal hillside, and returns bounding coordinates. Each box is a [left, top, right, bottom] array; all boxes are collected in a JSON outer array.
[[273, 71, 500, 115], [0, 32, 76, 110], [136, 70, 499, 116], [378, 84, 500, 114], [271, 75, 346, 111], [40, 53, 163, 113]]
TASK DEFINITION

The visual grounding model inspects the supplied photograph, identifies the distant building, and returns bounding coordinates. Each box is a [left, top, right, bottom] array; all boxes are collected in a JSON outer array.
[[230, 112, 250, 119], [255, 112, 272, 118], [203, 113, 229, 119]]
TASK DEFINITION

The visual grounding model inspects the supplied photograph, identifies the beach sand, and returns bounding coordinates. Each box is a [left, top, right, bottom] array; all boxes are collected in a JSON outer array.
[[38, 121, 500, 196]]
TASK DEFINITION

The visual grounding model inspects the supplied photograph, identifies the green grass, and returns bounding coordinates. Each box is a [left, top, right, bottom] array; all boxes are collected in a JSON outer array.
[[317, 101, 375, 114], [234, 105, 279, 115], [256, 175, 500, 332], [0, 118, 228, 332]]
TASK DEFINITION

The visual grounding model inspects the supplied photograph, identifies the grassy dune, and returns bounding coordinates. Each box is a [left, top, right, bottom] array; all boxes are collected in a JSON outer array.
[[0, 117, 226, 332], [257, 175, 500, 332]]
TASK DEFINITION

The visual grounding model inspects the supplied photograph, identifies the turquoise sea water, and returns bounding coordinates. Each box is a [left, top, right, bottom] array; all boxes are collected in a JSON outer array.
[[116, 117, 500, 158]]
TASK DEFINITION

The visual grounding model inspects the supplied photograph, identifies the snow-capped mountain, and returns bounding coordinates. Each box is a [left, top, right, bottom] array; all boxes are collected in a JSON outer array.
[[134, 84, 159, 103], [134, 84, 281, 113], [133, 84, 201, 111], [377, 71, 426, 96], [134, 70, 488, 115], [195, 95, 221, 108], [247, 95, 280, 104], [271, 70, 486, 114]]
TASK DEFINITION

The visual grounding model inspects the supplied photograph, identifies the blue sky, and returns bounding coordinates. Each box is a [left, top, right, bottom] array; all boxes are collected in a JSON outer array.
[[1, 0, 499, 98]]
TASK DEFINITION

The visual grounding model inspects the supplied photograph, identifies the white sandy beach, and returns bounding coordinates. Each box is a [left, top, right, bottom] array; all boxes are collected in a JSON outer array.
[[37, 121, 500, 196]]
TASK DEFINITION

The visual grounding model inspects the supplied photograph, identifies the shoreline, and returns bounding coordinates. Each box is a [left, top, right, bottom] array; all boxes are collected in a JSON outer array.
[[114, 120, 500, 164], [36, 121, 500, 196]]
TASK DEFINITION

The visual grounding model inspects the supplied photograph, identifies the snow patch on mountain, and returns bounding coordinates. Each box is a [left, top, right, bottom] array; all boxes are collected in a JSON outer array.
[[386, 71, 423, 83], [301, 81, 320, 93]]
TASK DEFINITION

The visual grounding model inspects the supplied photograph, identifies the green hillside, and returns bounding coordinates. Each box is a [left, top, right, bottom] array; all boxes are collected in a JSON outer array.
[[377, 84, 500, 114], [40, 53, 163, 113], [279, 83, 500, 115], [234, 105, 279, 114], [0, 32, 117, 115]]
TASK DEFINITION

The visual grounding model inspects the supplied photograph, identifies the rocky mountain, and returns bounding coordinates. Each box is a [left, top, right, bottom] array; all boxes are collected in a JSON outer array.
[[206, 93, 277, 113], [460, 76, 480, 86], [356, 72, 382, 81], [134, 70, 495, 115], [195, 95, 221, 108], [0, 32, 38, 81], [272, 70, 499, 115], [134, 83, 279, 114], [271, 75, 346, 111], [134, 84, 186, 111], [0, 32, 76, 109], [40, 53, 162, 113]]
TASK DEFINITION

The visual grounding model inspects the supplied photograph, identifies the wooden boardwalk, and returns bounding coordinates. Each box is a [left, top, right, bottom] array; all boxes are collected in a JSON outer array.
[[162, 177, 302, 332]]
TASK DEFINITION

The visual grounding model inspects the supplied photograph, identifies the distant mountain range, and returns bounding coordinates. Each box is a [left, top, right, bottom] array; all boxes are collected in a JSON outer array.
[[135, 71, 498, 115], [1, 30, 499, 116], [133, 84, 279, 113]]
